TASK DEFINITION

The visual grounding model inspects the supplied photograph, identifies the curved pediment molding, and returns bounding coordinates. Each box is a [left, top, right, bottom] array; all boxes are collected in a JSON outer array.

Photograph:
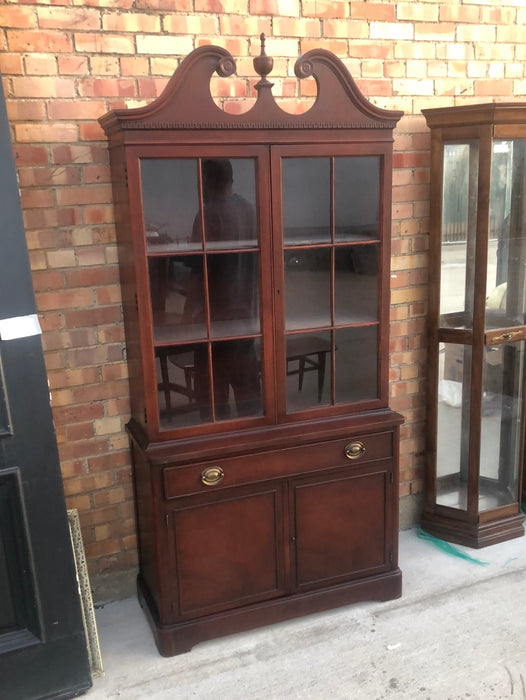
[[99, 36, 402, 135]]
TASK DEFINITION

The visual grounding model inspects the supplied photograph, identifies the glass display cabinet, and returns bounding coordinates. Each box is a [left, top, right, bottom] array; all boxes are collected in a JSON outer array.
[[422, 103, 526, 547], [100, 37, 403, 655]]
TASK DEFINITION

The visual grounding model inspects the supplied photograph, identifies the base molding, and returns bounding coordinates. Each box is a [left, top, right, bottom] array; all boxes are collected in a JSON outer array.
[[421, 511, 524, 549], [137, 570, 402, 657]]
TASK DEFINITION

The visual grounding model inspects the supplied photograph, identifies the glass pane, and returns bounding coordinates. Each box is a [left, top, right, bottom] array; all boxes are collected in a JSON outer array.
[[285, 331, 332, 411], [486, 140, 526, 329], [335, 326, 377, 403], [149, 256, 206, 343], [208, 252, 260, 338], [156, 339, 263, 428], [439, 142, 479, 329], [479, 340, 525, 510], [436, 342, 472, 509], [334, 156, 380, 242], [197, 158, 258, 250], [284, 248, 331, 330], [141, 159, 200, 253], [334, 245, 378, 325], [282, 158, 330, 245], [211, 339, 262, 421], [156, 343, 209, 429]]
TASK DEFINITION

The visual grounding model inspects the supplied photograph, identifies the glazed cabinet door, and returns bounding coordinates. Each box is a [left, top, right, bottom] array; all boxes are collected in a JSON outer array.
[[271, 145, 392, 419], [127, 146, 274, 439], [291, 464, 394, 591], [167, 481, 287, 619]]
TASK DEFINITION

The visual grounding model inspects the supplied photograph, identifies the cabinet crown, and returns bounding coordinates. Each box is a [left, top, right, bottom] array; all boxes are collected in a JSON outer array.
[[99, 38, 402, 136]]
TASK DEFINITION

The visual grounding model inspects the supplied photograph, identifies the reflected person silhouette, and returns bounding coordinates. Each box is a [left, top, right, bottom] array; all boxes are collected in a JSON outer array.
[[184, 159, 261, 421]]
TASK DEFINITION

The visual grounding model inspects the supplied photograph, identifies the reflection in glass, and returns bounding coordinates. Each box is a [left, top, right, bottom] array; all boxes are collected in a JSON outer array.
[[486, 140, 526, 329], [149, 157, 264, 429], [285, 332, 332, 411], [141, 159, 200, 252], [207, 252, 260, 337], [155, 338, 263, 428], [436, 342, 472, 509], [439, 142, 479, 329], [284, 248, 331, 330], [197, 158, 258, 250], [479, 341, 525, 510], [210, 339, 262, 421], [148, 256, 206, 343], [334, 245, 378, 325], [334, 157, 380, 241], [156, 343, 209, 429], [334, 326, 377, 403], [282, 158, 330, 245]]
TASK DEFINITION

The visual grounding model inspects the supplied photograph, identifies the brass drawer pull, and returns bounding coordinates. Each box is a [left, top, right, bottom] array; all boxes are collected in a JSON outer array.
[[201, 466, 224, 486], [344, 441, 366, 460], [492, 330, 521, 343]]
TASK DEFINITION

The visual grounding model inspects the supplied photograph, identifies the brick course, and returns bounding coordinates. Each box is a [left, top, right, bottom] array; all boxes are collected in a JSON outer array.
[[1, 0, 524, 598]]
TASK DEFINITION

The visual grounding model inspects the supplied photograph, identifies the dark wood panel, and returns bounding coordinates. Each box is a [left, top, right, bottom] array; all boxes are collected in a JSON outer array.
[[173, 485, 285, 616], [163, 431, 393, 499], [294, 469, 388, 588]]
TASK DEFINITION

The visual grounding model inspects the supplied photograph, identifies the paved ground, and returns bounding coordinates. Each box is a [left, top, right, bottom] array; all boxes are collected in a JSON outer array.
[[86, 528, 526, 699]]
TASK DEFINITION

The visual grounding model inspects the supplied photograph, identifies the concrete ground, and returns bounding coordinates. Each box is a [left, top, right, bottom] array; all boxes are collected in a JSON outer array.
[[86, 528, 526, 699]]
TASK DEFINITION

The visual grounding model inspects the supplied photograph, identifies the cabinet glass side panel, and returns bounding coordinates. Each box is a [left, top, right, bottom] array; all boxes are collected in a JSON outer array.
[[486, 139, 526, 330], [479, 340, 525, 511], [143, 157, 263, 429], [439, 142, 479, 330], [436, 342, 472, 509]]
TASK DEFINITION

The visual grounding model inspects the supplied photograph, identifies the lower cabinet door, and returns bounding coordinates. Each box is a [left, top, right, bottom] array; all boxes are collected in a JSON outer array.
[[292, 465, 393, 590], [169, 482, 287, 618]]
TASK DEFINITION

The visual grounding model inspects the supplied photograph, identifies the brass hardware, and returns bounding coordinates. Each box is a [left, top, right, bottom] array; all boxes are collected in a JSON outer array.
[[201, 466, 224, 486], [344, 441, 366, 460], [492, 330, 520, 343]]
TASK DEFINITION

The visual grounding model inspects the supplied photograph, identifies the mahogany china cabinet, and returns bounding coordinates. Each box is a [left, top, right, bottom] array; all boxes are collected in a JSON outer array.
[[422, 103, 526, 547], [100, 37, 403, 655]]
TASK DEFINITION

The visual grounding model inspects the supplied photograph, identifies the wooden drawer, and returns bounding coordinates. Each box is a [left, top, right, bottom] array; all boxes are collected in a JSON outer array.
[[163, 431, 393, 500]]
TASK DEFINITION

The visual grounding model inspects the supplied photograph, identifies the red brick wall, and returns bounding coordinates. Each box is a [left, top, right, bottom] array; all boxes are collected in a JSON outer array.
[[2, 0, 525, 597]]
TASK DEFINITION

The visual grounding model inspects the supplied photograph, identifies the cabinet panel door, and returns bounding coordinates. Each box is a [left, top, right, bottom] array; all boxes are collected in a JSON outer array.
[[171, 483, 286, 617], [292, 467, 391, 589]]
